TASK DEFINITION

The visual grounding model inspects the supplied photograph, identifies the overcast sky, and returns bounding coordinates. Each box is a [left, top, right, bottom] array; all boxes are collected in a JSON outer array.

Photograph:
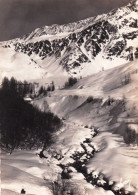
[[0, 0, 130, 41]]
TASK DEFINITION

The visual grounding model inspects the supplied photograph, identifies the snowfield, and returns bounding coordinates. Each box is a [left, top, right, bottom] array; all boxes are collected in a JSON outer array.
[[0, 46, 68, 87], [0, 47, 45, 81], [87, 133, 138, 192]]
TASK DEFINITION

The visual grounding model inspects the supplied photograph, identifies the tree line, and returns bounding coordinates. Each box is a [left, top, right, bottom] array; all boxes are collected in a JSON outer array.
[[1, 77, 55, 98], [0, 77, 61, 153], [1, 77, 36, 97]]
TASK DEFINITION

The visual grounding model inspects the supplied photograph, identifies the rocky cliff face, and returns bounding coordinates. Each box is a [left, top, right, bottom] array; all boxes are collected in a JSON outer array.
[[2, 0, 138, 76]]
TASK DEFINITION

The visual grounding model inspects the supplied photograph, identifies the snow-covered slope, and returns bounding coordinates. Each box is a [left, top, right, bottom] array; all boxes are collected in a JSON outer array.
[[34, 59, 138, 194], [40, 59, 138, 119], [0, 47, 45, 81], [0, 46, 68, 87], [1, 0, 138, 81]]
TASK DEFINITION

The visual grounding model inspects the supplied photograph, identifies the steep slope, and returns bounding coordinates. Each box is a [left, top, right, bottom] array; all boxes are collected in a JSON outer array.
[[1, 0, 138, 80], [38, 59, 138, 120]]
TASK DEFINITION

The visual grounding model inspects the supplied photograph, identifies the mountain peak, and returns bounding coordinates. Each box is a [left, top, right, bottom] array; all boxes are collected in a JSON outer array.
[[18, 0, 138, 43], [127, 0, 138, 10]]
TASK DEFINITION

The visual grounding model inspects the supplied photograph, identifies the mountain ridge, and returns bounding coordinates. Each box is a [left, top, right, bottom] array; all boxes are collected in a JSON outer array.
[[1, 0, 137, 42], [0, 0, 138, 81]]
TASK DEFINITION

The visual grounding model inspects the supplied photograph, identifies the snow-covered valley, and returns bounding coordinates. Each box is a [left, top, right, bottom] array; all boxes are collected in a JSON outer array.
[[1, 59, 138, 195]]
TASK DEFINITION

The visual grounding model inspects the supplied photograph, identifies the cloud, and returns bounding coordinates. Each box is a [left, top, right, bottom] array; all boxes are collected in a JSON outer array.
[[0, 0, 130, 41]]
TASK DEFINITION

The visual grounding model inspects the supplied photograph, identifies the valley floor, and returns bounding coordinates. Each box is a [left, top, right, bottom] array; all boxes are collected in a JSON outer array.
[[1, 114, 138, 195]]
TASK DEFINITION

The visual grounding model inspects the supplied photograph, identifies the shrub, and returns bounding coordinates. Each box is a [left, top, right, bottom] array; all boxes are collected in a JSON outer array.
[[86, 96, 93, 103], [84, 125, 89, 128], [123, 126, 136, 144], [49, 178, 74, 195], [38, 86, 47, 96], [121, 73, 131, 86], [47, 81, 55, 92], [64, 77, 77, 88]]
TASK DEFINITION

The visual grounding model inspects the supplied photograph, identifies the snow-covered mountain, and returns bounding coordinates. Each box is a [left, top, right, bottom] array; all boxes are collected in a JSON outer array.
[[1, 1, 138, 195], [0, 0, 138, 81]]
